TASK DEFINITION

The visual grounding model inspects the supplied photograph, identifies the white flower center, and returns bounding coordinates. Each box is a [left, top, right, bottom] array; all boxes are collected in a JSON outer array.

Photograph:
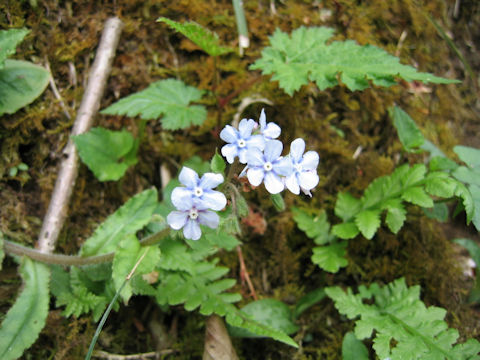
[[263, 162, 273, 172], [188, 208, 199, 220], [294, 163, 303, 172], [194, 186, 203, 197], [237, 139, 246, 148]]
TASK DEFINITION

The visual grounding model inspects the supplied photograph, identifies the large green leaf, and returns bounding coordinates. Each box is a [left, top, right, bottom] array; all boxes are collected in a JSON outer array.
[[73, 127, 137, 181], [312, 241, 348, 273], [157, 17, 233, 56], [228, 299, 299, 337], [0, 259, 50, 360], [0, 59, 50, 115], [0, 28, 29, 66], [251, 27, 458, 95], [101, 79, 207, 130], [80, 189, 158, 256]]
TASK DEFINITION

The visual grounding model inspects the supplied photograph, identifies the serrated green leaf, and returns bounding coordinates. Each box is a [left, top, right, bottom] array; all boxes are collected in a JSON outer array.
[[73, 127, 137, 181], [326, 278, 480, 360], [355, 209, 381, 239], [312, 241, 348, 273], [454, 145, 480, 168], [0, 259, 50, 360], [101, 79, 207, 130], [402, 187, 434, 208], [112, 234, 161, 302], [429, 156, 459, 171], [251, 27, 458, 95], [81, 189, 158, 256], [204, 231, 240, 251], [333, 222, 360, 239], [453, 166, 480, 187], [389, 106, 425, 152], [401, 164, 427, 188], [0, 59, 50, 115], [157, 17, 233, 56], [424, 174, 457, 198], [292, 207, 332, 245], [342, 332, 369, 360], [335, 192, 362, 222], [455, 183, 475, 225], [210, 150, 226, 174], [0, 28, 29, 66], [384, 199, 407, 234], [228, 299, 299, 337]]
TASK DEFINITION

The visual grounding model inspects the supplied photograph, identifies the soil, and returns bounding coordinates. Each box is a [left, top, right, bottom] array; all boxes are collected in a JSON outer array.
[[1, 0, 479, 359]]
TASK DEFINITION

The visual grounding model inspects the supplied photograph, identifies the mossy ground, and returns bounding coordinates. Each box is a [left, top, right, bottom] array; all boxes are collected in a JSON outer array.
[[1, 0, 479, 359]]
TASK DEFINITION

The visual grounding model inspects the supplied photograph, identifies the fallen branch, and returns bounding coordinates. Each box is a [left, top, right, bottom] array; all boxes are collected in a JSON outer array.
[[37, 17, 123, 253]]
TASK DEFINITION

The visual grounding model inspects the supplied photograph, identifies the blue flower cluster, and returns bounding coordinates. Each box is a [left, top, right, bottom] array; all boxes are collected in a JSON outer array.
[[221, 109, 319, 196], [167, 167, 227, 240]]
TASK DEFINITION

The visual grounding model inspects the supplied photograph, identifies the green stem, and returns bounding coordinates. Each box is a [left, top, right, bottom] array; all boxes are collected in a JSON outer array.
[[232, 0, 249, 54], [3, 228, 170, 266]]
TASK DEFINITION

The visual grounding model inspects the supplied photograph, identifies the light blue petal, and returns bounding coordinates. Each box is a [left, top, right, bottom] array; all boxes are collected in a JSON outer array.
[[167, 210, 188, 230], [221, 143, 238, 164], [179, 167, 199, 188], [200, 190, 227, 211], [171, 187, 193, 210], [238, 148, 249, 164], [184, 219, 202, 240], [285, 173, 300, 195], [301, 151, 319, 170], [199, 172, 224, 190], [264, 140, 283, 162], [247, 167, 265, 186], [239, 165, 248, 177], [246, 148, 265, 167], [299, 171, 319, 190], [247, 134, 266, 151], [290, 138, 305, 162], [198, 210, 220, 229], [274, 156, 294, 176], [259, 108, 266, 129], [238, 118, 256, 138], [264, 171, 284, 194], [263, 122, 281, 139], [220, 125, 238, 143]]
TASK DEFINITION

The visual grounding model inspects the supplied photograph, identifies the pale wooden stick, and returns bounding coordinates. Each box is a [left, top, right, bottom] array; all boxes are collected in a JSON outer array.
[[37, 17, 123, 253]]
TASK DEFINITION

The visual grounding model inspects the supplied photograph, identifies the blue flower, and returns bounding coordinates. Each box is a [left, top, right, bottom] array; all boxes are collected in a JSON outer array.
[[220, 118, 265, 164], [171, 167, 227, 211], [259, 108, 281, 141], [285, 138, 319, 196], [167, 195, 219, 240], [246, 140, 293, 194]]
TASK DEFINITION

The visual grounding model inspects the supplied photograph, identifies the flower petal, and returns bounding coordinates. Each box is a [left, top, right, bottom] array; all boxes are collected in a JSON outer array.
[[264, 140, 283, 162], [290, 138, 305, 162], [274, 156, 294, 176], [199, 172, 224, 190], [264, 171, 284, 194], [167, 210, 188, 230], [247, 167, 265, 186], [238, 118, 256, 138], [221, 143, 238, 164], [200, 190, 227, 211], [263, 122, 281, 139], [184, 219, 202, 240], [246, 148, 265, 167], [179, 167, 199, 188], [259, 108, 266, 129], [220, 125, 238, 143], [171, 187, 193, 210], [285, 173, 300, 195], [198, 210, 220, 229], [301, 151, 319, 170], [238, 148, 248, 164], [299, 171, 319, 190], [247, 134, 266, 151]]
